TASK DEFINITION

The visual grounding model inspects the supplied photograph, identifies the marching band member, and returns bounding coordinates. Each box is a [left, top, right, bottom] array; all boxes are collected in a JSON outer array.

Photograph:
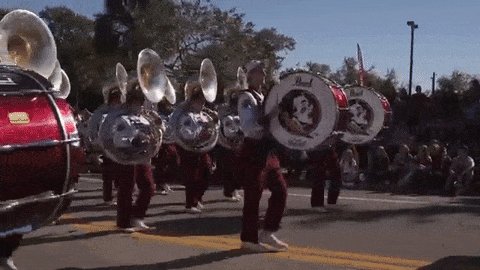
[[116, 82, 156, 232], [171, 80, 216, 214], [152, 100, 178, 195], [97, 84, 124, 205], [216, 89, 243, 202], [307, 145, 342, 212], [237, 60, 288, 252]]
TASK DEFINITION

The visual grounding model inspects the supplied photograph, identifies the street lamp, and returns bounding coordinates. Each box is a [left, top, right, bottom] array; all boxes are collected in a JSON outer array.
[[407, 21, 418, 96]]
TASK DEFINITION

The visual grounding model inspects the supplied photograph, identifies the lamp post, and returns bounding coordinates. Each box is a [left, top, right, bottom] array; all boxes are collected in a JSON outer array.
[[407, 21, 418, 96]]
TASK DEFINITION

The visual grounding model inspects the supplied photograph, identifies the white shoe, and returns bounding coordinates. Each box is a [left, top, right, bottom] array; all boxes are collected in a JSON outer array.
[[196, 202, 205, 209], [101, 200, 117, 206], [241, 241, 274, 252], [164, 184, 173, 192], [186, 207, 202, 214], [131, 218, 150, 230], [119, 227, 138, 233], [227, 196, 241, 202], [0, 257, 17, 270], [158, 190, 168, 195], [234, 191, 243, 200], [259, 231, 288, 251], [312, 206, 328, 213]]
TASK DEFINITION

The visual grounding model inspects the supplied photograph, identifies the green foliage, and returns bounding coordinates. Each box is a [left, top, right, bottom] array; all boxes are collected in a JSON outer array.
[[18, 0, 296, 109]]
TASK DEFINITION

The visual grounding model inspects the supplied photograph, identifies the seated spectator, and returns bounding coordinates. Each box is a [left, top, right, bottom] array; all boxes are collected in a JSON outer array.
[[391, 144, 413, 184], [445, 145, 475, 196], [397, 145, 432, 193], [339, 148, 359, 188], [367, 145, 390, 188]]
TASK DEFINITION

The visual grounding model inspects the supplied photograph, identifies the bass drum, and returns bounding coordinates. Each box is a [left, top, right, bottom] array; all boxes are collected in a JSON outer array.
[[0, 66, 81, 236], [341, 86, 392, 144], [264, 71, 349, 151]]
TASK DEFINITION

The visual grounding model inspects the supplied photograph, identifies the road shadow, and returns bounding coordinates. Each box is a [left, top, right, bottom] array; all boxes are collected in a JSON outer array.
[[57, 248, 256, 270], [417, 256, 480, 270], [286, 204, 480, 227], [21, 230, 115, 247], [147, 215, 241, 237]]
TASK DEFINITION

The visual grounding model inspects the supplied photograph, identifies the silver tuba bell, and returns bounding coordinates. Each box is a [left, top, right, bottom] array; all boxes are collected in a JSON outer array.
[[0, 10, 72, 99], [0, 9, 57, 78], [217, 67, 246, 150], [171, 58, 220, 153], [97, 49, 174, 165]]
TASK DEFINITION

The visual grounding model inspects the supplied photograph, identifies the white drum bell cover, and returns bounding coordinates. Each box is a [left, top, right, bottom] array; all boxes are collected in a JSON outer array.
[[341, 86, 387, 144], [265, 72, 339, 151]]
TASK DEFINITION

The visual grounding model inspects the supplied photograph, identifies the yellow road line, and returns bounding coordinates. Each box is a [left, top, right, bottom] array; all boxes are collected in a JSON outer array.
[[71, 220, 430, 270]]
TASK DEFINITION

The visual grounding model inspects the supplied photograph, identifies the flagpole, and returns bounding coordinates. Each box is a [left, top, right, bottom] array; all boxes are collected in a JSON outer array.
[[357, 43, 365, 87]]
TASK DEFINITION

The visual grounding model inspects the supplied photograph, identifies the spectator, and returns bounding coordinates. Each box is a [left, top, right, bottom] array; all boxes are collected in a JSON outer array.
[[391, 144, 413, 185], [398, 145, 432, 193], [367, 145, 390, 188], [339, 148, 359, 188], [445, 145, 475, 196]]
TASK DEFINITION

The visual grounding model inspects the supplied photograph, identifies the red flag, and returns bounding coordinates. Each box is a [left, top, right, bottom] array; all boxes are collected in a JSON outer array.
[[357, 43, 365, 86]]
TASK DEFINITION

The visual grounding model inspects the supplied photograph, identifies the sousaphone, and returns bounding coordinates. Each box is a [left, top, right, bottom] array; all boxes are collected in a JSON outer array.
[[98, 49, 175, 164], [172, 58, 220, 152]]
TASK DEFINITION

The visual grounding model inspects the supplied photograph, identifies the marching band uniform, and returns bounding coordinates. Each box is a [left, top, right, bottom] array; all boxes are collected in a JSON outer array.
[[152, 144, 179, 195], [216, 146, 242, 200], [91, 85, 124, 205], [115, 84, 155, 231], [215, 91, 243, 201], [238, 60, 288, 252], [307, 146, 342, 210], [171, 81, 215, 214]]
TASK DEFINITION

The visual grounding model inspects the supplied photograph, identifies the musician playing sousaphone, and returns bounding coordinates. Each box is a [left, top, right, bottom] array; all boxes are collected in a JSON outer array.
[[96, 48, 171, 232], [237, 60, 288, 252], [88, 80, 125, 206], [170, 59, 219, 214], [215, 67, 247, 202]]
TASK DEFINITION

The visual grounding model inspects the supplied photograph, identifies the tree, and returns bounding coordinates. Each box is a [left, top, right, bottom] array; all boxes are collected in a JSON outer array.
[[305, 62, 331, 77], [437, 70, 472, 94]]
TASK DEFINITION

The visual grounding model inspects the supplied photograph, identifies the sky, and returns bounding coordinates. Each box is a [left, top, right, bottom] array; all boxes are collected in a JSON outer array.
[[2, 0, 479, 90]]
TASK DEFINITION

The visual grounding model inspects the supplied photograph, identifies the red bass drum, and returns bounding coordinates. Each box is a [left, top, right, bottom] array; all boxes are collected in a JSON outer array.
[[0, 66, 82, 237]]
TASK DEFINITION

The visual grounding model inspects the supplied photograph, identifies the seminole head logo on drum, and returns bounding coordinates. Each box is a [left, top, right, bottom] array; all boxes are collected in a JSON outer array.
[[347, 98, 374, 136], [278, 88, 321, 138]]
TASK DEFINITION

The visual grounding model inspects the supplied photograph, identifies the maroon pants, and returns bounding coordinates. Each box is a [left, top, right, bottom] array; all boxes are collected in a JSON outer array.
[[116, 164, 155, 228], [101, 157, 119, 202], [214, 147, 242, 197], [307, 149, 341, 207], [240, 139, 287, 243], [152, 144, 180, 186], [177, 148, 212, 208], [0, 234, 22, 258]]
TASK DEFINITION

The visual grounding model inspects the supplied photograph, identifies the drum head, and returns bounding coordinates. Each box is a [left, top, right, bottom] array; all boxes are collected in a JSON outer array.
[[265, 72, 338, 151], [341, 86, 387, 144]]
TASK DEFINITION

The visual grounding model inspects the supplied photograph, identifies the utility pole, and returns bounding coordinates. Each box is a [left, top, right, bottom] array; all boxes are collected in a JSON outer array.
[[407, 21, 418, 96], [431, 72, 436, 95]]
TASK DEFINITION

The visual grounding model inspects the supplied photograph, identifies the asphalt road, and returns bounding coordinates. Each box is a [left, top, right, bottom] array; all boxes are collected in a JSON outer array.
[[12, 174, 480, 270]]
